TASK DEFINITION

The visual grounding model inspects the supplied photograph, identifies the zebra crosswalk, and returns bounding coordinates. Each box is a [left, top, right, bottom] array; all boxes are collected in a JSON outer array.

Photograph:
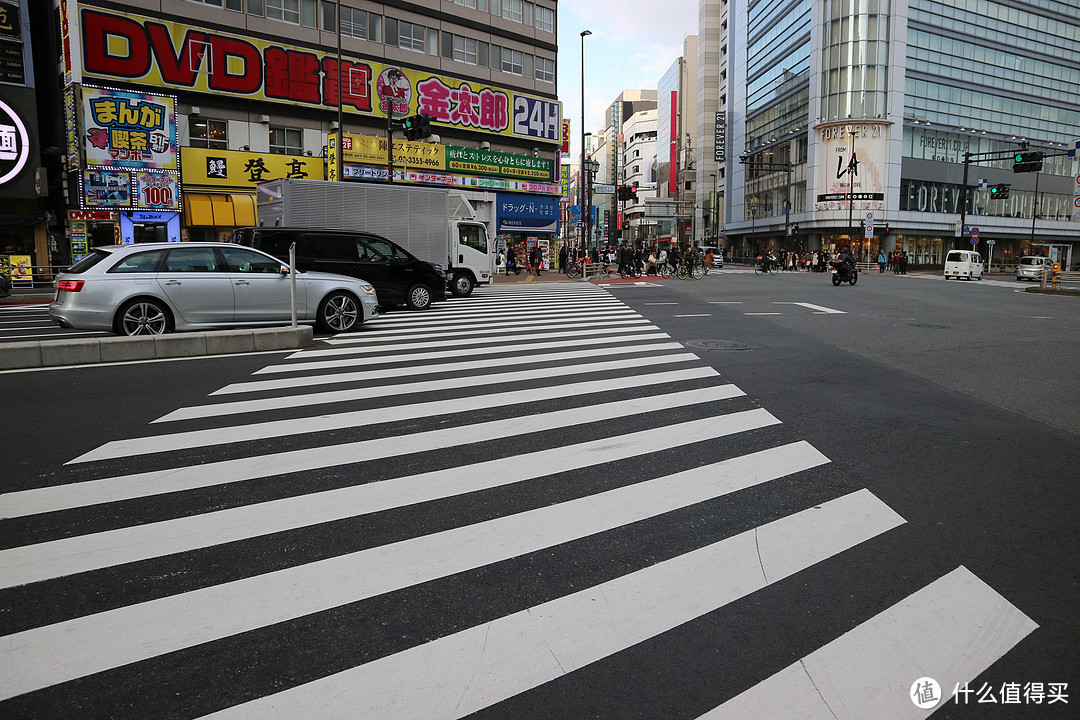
[[0, 283, 1035, 718]]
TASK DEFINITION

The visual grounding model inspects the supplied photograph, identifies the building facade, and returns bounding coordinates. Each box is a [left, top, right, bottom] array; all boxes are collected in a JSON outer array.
[[719, 0, 1079, 266], [655, 36, 698, 247], [35, 0, 563, 267], [621, 108, 658, 244]]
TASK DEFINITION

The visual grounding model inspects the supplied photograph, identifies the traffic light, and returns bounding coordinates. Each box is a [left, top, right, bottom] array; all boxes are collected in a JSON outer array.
[[1013, 151, 1044, 173], [402, 113, 432, 141], [792, 223, 799, 236], [990, 183, 1011, 199], [883, 222, 890, 234], [617, 185, 638, 201]]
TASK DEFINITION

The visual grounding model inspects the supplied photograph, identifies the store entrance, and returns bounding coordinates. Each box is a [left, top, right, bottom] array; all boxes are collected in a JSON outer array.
[[132, 222, 169, 243]]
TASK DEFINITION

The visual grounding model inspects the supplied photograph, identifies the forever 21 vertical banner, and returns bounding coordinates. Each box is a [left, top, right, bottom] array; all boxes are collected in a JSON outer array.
[[714, 112, 725, 164]]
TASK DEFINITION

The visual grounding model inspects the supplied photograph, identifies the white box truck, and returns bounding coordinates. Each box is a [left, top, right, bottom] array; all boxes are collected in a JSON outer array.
[[255, 179, 493, 297]]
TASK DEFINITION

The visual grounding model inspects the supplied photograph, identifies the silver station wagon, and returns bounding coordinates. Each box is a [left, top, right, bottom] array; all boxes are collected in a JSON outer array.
[[50, 242, 378, 336]]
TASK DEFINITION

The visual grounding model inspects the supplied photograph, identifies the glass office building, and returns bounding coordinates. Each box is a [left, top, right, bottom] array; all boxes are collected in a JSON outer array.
[[722, 0, 1080, 267]]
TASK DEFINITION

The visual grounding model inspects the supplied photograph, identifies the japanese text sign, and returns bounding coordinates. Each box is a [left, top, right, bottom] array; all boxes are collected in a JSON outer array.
[[75, 6, 561, 143], [82, 86, 177, 169], [181, 147, 324, 188]]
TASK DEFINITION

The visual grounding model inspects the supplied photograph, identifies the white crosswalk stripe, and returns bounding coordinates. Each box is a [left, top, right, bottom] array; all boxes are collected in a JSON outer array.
[[0, 282, 1034, 718]]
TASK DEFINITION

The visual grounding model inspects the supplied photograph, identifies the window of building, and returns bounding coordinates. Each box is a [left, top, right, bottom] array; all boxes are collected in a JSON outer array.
[[501, 48, 523, 75], [269, 126, 303, 155], [189, 118, 227, 149], [249, 0, 263, 15], [535, 5, 554, 33], [454, 36, 478, 65], [534, 56, 554, 83], [188, 0, 244, 10], [264, 0, 316, 26], [490, 45, 501, 70], [398, 21, 429, 52], [502, 0, 523, 23], [454, 0, 477, 7], [340, 6, 372, 39]]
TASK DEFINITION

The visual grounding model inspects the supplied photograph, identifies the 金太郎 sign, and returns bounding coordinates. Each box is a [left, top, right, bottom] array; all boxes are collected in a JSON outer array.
[[83, 86, 177, 169], [76, 6, 562, 143]]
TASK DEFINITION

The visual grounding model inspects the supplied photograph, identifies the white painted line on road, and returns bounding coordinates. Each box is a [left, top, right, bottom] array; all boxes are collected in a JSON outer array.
[[324, 317, 648, 345], [744, 312, 783, 316], [2, 385, 740, 517], [214, 342, 687, 396], [368, 306, 636, 330], [155, 352, 701, 423], [708, 301, 743, 304], [195, 488, 895, 720], [700, 566, 1037, 720], [72, 366, 715, 463], [293, 324, 661, 359], [674, 314, 713, 318], [644, 302, 679, 305], [774, 302, 847, 315], [1, 410, 781, 588], [0, 443, 837, 704]]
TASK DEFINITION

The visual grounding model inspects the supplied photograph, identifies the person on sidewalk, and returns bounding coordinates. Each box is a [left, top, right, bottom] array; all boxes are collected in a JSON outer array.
[[530, 246, 543, 276], [558, 245, 568, 275], [505, 246, 519, 275], [877, 250, 886, 273]]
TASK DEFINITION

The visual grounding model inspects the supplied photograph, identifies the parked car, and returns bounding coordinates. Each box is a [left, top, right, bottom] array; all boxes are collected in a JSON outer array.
[[1016, 255, 1053, 281], [232, 227, 446, 310], [49, 242, 378, 336], [699, 246, 725, 268]]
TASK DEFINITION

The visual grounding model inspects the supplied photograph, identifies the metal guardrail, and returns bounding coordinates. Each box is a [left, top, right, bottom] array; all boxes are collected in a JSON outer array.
[[2, 266, 68, 290], [1045, 269, 1080, 290]]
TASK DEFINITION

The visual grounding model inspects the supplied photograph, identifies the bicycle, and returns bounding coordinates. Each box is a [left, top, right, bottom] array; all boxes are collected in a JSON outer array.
[[565, 261, 582, 278], [754, 259, 778, 276]]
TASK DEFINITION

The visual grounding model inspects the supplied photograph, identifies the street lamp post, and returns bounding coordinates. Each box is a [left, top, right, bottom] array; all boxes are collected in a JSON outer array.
[[580, 29, 592, 253]]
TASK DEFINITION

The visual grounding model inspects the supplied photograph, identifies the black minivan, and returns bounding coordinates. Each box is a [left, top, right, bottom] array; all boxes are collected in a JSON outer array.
[[233, 227, 446, 310]]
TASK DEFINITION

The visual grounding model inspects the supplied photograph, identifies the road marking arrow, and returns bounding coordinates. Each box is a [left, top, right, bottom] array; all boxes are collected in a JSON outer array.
[[774, 302, 847, 315]]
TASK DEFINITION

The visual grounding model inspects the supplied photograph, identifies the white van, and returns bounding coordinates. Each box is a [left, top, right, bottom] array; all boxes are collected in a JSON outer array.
[[944, 250, 984, 280]]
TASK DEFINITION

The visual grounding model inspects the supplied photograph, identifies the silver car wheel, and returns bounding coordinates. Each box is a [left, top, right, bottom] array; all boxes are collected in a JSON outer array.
[[406, 284, 432, 310], [120, 300, 169, 335], [318, 292, 360, 332]]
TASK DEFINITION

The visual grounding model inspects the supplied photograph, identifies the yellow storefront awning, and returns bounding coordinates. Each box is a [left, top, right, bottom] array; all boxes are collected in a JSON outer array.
[[184, 192, 257, 228]]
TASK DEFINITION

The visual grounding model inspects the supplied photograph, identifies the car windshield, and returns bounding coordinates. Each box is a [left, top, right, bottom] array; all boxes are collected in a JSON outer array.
[[946, 252, 965, 262], [65, 250, 112, 273], [1020, 257, 1038, 265]]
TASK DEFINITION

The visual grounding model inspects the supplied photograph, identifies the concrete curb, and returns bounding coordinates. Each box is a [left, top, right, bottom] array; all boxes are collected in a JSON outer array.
[[0, 325, 314, 370]]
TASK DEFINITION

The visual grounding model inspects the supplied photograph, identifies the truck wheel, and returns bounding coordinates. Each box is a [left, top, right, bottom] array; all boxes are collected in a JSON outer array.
[[317, 291, 361, 332], [405, 284, 433, 310], [451, 273, 474, 297]]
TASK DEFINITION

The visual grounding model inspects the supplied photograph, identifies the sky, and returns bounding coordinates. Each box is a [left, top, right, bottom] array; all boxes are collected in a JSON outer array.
[[556, 1, 700, 162]]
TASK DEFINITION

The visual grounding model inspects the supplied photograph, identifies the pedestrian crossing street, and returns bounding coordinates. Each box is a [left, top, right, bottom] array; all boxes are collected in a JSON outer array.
[[0, 283, 1036, 718]]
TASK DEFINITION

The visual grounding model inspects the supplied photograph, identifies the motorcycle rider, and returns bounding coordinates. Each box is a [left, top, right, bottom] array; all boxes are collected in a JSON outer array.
[[835, 246, 857, 280]]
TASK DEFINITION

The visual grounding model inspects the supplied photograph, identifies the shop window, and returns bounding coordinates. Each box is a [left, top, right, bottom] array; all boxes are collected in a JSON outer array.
[[189, 118, 227, 149], [269, 126, 303, 155]]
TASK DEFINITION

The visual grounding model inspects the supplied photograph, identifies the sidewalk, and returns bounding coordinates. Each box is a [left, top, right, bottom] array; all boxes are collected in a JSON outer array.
[[492, 269, 583, 285], [0, 288, 54, 305]]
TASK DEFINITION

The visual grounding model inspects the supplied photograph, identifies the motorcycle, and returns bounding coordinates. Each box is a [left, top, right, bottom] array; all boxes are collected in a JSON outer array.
[[830, 259, 858, 286]]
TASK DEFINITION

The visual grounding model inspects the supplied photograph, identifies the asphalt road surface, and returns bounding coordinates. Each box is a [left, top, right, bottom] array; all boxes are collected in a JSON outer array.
[[0, 276, 1076, 719]]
